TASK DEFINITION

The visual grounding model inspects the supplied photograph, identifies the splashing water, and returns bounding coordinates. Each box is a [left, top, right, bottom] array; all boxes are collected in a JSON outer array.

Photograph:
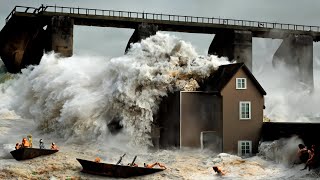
[[0, 33, 319, 179], [254, 56, 320, 122], [0, 32, 229, 146], [258, 136, 303, 165]]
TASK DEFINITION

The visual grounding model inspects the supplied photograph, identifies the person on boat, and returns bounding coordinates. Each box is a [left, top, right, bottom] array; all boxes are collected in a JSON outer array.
[[39, 139, 45, 149], [27, 134, 33, 148], [127, 163, 139, 167], [212, 166, 226, 176], [297, 144, 309, 163], [51, 142, 58, 150], [94, 157, 101, 163], [21, 138, 30, 148], [15, 142, 21, 150], [144, 162, 166, 169]]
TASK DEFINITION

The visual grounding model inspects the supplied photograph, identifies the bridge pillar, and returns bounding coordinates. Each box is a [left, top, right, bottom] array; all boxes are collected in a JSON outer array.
[[208, 30, 252, 71], [272, 34, 313, 88], [125, 23, 158, 53], [46, 16, 73, 57], [0, 16, 45, 73]]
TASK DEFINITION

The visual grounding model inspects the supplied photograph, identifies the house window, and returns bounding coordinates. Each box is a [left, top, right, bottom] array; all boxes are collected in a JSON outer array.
[[238, 140, 252, 156], [236, 78, 247, 89], [239, 101, 251, 119]]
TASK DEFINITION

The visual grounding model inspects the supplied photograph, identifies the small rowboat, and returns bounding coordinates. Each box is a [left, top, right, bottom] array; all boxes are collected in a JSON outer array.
[[10, 148, 59, 161], [77, 158, 165, 178]]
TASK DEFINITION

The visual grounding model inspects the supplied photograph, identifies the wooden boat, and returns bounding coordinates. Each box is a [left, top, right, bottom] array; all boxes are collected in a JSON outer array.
[[10, 148, 59, 161], [77, 158, 165, 178]]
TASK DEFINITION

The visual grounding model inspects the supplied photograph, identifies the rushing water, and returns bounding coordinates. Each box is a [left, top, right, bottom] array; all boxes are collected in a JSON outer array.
[[0, 33, 319, 179]]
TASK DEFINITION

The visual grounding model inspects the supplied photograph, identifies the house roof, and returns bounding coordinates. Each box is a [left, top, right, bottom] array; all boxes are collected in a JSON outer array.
[[200, 63, 266, 95]]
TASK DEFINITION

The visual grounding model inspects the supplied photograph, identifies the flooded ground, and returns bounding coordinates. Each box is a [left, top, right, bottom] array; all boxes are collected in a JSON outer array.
[[1, 146, 319, 179], [0, 118, 319, 180]]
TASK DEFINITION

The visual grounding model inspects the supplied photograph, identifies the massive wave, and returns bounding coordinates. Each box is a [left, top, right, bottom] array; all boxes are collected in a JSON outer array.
[[0, 33, 229, 146]]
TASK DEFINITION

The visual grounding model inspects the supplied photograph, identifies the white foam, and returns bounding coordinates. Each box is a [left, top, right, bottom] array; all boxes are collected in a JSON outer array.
[[0, 33, 229, 146]]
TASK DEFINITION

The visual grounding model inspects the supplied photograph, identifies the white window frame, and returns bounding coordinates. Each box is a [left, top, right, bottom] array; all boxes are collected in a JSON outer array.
[[238, 140, 252, 157], [239, 101, 251, 120], [236, 78, 247, 89]]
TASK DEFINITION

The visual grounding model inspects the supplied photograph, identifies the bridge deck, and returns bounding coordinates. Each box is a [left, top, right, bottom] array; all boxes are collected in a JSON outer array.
[[5, 5, 320, 41]]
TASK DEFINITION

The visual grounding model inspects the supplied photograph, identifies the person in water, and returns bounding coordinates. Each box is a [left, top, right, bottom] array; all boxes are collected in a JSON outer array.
[[212, 166, 226, 176], [144, 162, 166, 169]]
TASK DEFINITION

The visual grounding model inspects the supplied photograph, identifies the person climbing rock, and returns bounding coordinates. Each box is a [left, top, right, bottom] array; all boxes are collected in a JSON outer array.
[[297, 144, 309, 163]]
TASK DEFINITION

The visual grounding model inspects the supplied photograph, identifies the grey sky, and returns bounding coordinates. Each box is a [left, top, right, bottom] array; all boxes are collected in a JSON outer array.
[[1, 0, 320, 57]]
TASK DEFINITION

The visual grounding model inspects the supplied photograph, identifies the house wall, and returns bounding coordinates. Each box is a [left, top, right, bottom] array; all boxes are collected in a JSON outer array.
[[180, 92, 222, 149], [158, 92, 181, 148], [221, 68, 264, 154]]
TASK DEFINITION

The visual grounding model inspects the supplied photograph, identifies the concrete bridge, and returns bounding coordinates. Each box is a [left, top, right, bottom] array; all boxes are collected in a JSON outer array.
[[0, 5, 319, 87]]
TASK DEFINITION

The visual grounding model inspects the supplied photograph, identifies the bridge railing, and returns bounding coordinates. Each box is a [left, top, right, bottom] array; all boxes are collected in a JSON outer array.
[[5, 6, 42, 23], [41, 5, 320, 32], [6, 5, 320, 32]]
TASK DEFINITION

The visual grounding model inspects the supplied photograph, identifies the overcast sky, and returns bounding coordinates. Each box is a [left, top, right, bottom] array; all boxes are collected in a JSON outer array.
[[1, 0, 320, 57]]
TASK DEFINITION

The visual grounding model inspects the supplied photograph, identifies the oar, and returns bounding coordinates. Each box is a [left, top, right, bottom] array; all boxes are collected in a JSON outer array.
[[130, 155, 137, 166], [116, 153, 126, 165]]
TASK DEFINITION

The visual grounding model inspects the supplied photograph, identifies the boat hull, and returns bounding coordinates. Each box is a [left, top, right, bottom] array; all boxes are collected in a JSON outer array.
[[77, 158, 164, 178], [10, 148, 59, 161]]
